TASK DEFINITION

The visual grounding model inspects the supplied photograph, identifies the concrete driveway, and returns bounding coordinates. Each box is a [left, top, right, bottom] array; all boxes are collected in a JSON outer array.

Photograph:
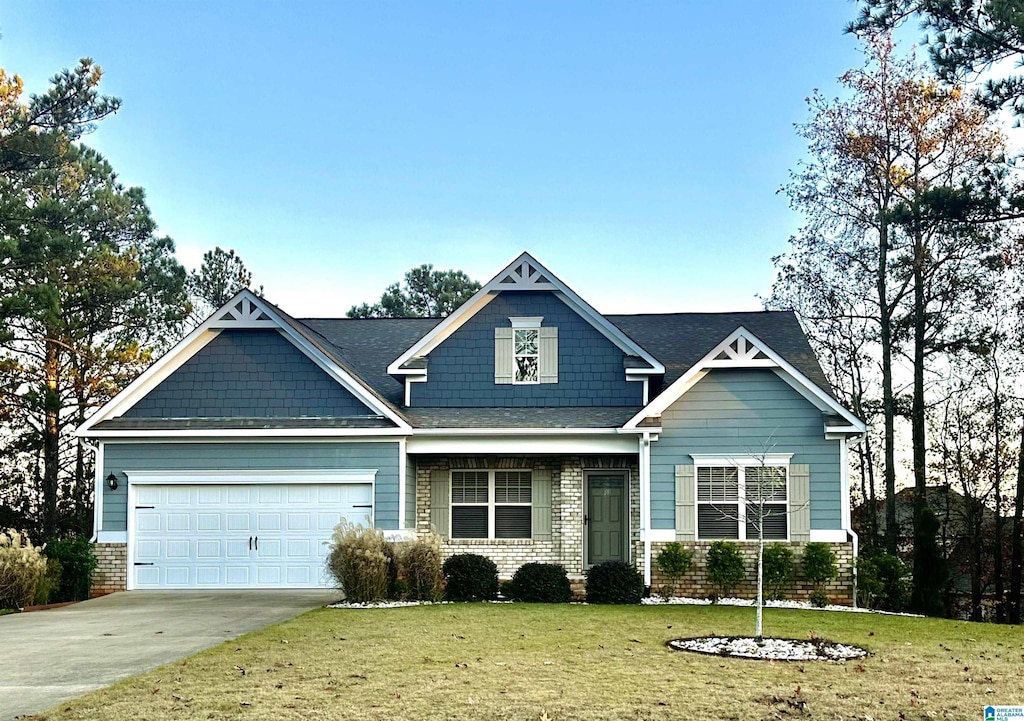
[[0, 589, 338, 720]]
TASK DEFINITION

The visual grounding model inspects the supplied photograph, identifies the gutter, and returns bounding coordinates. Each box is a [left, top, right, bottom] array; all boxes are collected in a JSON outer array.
[[640, 430, 653, 588]]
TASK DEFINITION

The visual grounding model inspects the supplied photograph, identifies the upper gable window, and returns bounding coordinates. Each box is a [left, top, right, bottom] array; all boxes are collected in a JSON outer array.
[[495, 317, 557, 385], [514, 327, 539, 383]]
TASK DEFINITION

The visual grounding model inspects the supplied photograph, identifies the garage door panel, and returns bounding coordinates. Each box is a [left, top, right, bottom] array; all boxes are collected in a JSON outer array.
[[226, 513, 250, 531], [133, 482, 372, 589]]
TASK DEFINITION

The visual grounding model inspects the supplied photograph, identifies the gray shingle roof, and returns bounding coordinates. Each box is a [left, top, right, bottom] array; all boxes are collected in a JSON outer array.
[[404, 407, 639, 429], [92, 417, 395, 431], [292, 309, 836, 429]]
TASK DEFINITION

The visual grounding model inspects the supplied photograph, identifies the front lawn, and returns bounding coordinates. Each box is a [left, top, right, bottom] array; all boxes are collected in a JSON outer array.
[[30, 604, 1024, 720]]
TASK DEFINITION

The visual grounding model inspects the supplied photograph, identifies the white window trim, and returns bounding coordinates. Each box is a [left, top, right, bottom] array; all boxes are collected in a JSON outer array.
[[692, 456, 791, 542], [511, 321, 541, 385], [450, 470, 532, 540]]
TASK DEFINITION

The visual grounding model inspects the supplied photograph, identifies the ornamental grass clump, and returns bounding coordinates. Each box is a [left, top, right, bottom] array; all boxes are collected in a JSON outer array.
[[327, 520, 393, 603], [399, 533, 444, 602], [0, 529, 47, 610]]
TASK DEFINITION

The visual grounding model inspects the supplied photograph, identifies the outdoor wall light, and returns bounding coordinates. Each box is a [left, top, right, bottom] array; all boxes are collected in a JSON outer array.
[[106, 473, 119, 491]]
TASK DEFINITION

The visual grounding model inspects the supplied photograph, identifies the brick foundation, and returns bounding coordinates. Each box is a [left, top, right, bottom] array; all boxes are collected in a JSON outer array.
[[91, 543, 127, 597], [642, 540, 854, 605]]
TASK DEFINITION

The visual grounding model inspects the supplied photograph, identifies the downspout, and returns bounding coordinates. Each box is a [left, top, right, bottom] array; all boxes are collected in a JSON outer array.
[[844, 434, 864, 609], [641, 431, 652, 587], [81, 439, 101, 542]]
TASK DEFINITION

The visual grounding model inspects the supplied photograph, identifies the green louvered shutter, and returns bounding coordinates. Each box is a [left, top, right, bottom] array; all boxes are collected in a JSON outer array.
[[539, 327, 558, 384], [532, 470, 552, 541], [675, 465, 695, 540], [430, 469, 450, 538], [494, 327, 513, 384], [789, 464, 810, 541]]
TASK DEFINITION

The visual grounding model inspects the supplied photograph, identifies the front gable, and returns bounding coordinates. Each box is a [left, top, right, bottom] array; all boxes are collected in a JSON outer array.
[[391, 252, 663, 409], [409, 291, 644, 407], [123, 329, 378, 419]]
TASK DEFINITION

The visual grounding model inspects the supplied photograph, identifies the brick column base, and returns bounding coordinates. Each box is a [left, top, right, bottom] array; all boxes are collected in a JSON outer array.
[[91, 543, 127, 597]]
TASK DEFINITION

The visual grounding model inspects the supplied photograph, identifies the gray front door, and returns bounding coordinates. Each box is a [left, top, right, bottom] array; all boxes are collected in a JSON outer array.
[[586, 472, 626, 565]]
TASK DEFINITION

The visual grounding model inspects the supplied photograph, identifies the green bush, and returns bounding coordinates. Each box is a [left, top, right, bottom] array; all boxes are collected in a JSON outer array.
[[0, 529, 47, 610], [762, 544, 794, 600], [655, 542, 693, 598], [802, 542, 838, 589], [509, 563, 571, 603], [399, 535, 444, 602], [34, 558, 63, 606], [706, 541, 745, 598], [43, 536, 98, 602], [327, 521, 394, 603], [442, 553, 498, 601], [585, 560, 644, 604], [856, 551, 908, 611], [809, 589, 830, 608]]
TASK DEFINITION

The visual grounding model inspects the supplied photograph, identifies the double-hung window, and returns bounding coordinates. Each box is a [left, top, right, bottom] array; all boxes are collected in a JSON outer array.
[[513, 327, 539, 383], [695, 460, 789, 541], [451, 470, 532, 539]]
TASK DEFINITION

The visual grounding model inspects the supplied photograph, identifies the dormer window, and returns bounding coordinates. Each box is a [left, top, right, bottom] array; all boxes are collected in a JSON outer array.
[[495, 317, 557, 385], [514, 327, 539, 384]]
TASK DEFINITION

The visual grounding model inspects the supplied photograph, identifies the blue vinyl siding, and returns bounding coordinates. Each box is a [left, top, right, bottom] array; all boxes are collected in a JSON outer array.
[[405, 455, 416, 528], [124, 329, 374, 418], [649, 369, 842, 530], [410, 291, 642, 407], [101, 441, 400, 531]]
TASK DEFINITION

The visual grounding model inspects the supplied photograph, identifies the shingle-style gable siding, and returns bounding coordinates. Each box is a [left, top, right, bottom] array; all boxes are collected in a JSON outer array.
[[410, 291, 643, 408], [101, 441, 401, 531], [649, 368, 841, 530], [124, 329, 375, 418]]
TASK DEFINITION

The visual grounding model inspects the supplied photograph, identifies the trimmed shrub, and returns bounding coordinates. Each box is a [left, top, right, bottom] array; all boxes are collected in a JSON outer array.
[[499, 579, 515, 599], [509, 563, 571, 603], [762, 543, 794, 600], [400, 535, 444, 602], [43, 536, 98, 602], [327, 520, 394, 603], [34, 558, 63, 606], [442, 553, 498, 601], [655, 542, 693, 598], [706, 541, 745, 599], [0, 529, 47, 610], [802, 542, 838, 589], [856, 551, 908, 611], [585, 560, 644, 604], [809, 589, 830, 608]]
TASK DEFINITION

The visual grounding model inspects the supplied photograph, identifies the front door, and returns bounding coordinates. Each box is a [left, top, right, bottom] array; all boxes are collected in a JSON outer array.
[[586, 472, 626, 565]]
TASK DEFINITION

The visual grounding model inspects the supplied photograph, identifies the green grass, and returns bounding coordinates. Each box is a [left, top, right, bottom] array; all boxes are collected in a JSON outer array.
[[30, 604, 1024, 720]]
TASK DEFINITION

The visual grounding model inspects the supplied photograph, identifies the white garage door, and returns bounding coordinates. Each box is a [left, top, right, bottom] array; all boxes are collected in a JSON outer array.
[[132, 483, 372, 589]]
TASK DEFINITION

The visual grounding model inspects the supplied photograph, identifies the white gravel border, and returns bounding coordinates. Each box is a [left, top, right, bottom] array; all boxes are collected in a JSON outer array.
[[668, 636, 868, 661], [642, 595, 922, 617]]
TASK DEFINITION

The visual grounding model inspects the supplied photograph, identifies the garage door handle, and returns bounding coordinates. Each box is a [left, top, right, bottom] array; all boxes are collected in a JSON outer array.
[[134, 562, 154, 566], [353, 504, 372, 508], [255, 536, 258, 550], [135, 505, 155, 510], [248, 536, 252, 550]]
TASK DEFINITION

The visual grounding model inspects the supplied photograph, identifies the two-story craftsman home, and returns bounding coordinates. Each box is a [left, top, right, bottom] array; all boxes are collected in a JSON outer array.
[[79, 252, 864, 600]]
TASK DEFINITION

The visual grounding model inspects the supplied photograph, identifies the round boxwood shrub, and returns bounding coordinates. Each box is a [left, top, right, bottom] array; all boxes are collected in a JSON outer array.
[[509, 562, 571, 603], [442, 553, 498, 601], [585, 560, 643, 604], [706, 540, 745, 599]]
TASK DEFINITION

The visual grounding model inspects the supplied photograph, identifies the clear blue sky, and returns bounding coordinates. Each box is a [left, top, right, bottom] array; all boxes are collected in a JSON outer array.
[[1, 1, 866, 317]]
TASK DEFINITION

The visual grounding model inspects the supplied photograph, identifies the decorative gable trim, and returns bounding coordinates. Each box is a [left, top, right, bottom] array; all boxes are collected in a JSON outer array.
[[78, 290, 410, 436], [623, 326, 866, 432], [388, 251, 664, 377]]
